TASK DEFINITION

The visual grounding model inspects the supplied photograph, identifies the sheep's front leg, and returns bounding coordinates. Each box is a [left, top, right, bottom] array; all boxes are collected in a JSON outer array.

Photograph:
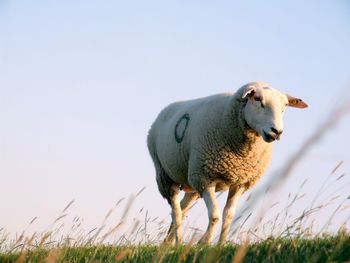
[[169, 185, 183, 244], [165, 192, 200, 244], [199, 184, 220, 244], [219, 187, 244, 245]]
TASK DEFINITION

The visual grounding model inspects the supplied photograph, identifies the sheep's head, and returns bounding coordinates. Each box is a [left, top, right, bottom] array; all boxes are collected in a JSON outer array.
[[241, 82, 308, 143]]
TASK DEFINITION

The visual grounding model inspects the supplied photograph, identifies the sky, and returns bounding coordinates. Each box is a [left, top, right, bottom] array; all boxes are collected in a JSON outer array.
[[1, 1, 350, 240]]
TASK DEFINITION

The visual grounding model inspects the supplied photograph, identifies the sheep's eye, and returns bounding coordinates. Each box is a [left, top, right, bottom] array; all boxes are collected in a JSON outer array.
[[254, 97, 264, 108]]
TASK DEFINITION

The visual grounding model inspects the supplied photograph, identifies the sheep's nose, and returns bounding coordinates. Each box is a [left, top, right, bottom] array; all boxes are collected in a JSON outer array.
[[270, 127, 283, 138]]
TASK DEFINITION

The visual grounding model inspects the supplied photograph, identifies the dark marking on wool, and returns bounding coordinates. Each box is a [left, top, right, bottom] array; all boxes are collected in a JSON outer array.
[[175, 113, 190, 143]]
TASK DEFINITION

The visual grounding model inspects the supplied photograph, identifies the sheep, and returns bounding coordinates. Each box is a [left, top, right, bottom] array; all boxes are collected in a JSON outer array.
[[147, 81, 308, 245]]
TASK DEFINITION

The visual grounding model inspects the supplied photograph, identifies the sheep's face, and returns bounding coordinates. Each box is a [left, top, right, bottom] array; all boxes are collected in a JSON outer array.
[[242, 82, 308, 143]]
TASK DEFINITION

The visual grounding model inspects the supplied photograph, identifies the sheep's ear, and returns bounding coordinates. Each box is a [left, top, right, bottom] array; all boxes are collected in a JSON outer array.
[[286, 94, 308, 108], [241, 85, 256, 99]]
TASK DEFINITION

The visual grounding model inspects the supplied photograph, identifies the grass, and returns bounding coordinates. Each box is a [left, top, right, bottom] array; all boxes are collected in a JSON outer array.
[[1, 164, 349, 262], [1, 232, 350, 262]]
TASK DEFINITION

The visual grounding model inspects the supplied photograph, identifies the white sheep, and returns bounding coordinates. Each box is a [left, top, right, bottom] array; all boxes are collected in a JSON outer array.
[[147, 81, 308, 244]]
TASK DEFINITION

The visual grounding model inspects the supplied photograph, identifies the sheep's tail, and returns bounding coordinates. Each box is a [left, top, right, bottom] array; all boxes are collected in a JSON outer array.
[[155, 161, 174, 205], [147, 134, 174, 204]]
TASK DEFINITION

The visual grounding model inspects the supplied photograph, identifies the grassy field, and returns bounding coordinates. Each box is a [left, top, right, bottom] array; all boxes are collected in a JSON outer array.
[[1, 233, 350, 262]]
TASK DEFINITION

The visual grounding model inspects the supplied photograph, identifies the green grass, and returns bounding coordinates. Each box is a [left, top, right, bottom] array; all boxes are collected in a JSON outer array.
[[1, 233, 350, 263]]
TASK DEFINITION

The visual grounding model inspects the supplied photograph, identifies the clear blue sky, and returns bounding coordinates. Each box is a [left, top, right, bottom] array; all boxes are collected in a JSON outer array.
[[1, 1, 350, 238]]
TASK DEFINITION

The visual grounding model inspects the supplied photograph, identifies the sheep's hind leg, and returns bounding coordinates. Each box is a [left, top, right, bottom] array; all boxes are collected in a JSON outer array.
[[164, 192, 200, 244], [219, 187, 244, 245], [167, 184, 184, 244], [199, 184, 220, 244]]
